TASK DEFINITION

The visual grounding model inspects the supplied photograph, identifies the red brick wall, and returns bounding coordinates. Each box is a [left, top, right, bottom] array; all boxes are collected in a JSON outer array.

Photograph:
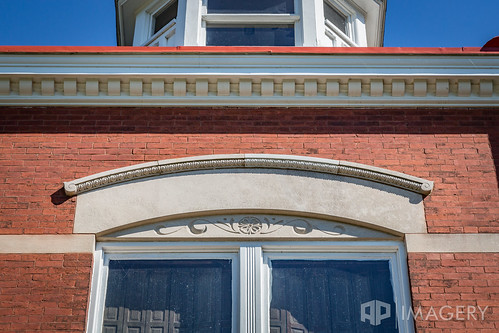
[[0, 106, 498, 332], [409, 253, 499, 332], [1, 107, 497, 235], [0, 253, 92, 332]]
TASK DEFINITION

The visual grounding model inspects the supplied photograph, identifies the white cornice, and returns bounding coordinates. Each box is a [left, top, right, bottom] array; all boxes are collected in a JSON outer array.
[[0, 52, 498, 107]]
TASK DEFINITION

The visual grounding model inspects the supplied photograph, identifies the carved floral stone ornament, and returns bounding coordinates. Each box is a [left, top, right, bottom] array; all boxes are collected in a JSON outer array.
[[156, 216, 326, 236], [237, 216, 263, 234], [64, 154, 433, 196], [102, 214, 397, 241]]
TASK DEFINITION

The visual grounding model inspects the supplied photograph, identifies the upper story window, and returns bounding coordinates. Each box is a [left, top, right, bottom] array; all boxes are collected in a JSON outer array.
[[204, 0, 298, 46], [121, 0, 385, 47], [153, 0, 178, 34], [206, 25, 295, 46], [207, 0, 295, 13], [324, 0, 347, 34], [134, 0, 180, 47]]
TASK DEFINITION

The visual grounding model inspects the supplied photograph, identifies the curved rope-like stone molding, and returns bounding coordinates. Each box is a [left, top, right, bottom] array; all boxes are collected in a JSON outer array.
[[63, 154, 433, 197]]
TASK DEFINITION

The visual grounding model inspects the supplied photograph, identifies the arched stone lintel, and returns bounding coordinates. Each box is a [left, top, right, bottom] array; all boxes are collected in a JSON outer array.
[[71, 156, 430, 236], [64, 154, 433, 196]]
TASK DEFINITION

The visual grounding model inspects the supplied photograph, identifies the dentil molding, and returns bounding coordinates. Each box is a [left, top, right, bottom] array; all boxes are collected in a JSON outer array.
[[0, 52, 498, 107]]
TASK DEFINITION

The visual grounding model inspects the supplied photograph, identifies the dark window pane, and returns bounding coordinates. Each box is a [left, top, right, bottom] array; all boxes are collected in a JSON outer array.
[[103, 260, 232, 333], [154, 0, 178, 34], [270, 260, 398, 333], [208, 0, 294, 14], [324, 1, 347, 34], [207, 25, 294, 46]]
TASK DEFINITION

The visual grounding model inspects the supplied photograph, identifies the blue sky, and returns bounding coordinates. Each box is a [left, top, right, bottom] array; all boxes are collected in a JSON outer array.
[[0, 0, 497, 47]]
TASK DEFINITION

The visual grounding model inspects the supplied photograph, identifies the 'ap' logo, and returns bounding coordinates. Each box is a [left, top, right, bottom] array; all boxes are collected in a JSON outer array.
[[361, 300, 391, 326]]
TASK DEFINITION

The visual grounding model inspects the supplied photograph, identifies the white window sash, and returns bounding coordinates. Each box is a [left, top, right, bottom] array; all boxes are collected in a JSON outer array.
[[87, 241, 413, 333]]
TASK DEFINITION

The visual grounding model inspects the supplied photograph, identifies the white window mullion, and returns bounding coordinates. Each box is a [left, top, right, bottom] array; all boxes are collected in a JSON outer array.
[[298, 0, 322, 46], [133, 10, 153, 46], [183, 0, 204, 45], [239, 245, 265, 333], [352, 13, 367, 46]]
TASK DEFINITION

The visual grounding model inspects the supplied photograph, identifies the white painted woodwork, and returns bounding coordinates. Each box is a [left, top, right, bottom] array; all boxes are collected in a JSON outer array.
[[173, 78, 186, 96], [85, 79, 99, 96], [0, 53, 498, 107], [348, 79, 361, 97], [304, 79, 318, 96], [239, 246, 264, 333], [480, 80, 493, 97], [86, 241, 415, 333], [413, 79, 427, 97], [202, 14, 300, 24], [63, 79, 77, 96], [41, 79, 54, 96], [435, 79, 449, 97], [0, 78, 9, 95], [239, 79, 252, 97], [129, 79, 143, 96], [370, 79, 383, 96], [261, 79, 274, 97], [392, 79, 405, 97], [151, 79, 165, 96], [326, 79, 340, 96], [118, 0, 384, 47], [19, 78, 32, 96], [282, 79, 295, 96], [217, 79, 230, 96], [196, 79, 208, 96], [457, 80, 471, 97], [107, 79, 121, 96]]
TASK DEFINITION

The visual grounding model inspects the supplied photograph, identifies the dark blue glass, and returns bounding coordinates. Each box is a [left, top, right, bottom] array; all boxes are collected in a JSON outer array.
[[270, 260, 398, 333], [103, 260, 232, 333], [207, 26, 295, 46], [154, 0, 178, 33], [208, 0, 294, 14]]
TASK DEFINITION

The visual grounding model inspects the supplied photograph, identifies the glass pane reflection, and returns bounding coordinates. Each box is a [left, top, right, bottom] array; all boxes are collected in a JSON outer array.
[[103, 260, 232, 333], [270, 260, 398, 333], [208, 0, 294, 14], [207, 26, 295, 46]]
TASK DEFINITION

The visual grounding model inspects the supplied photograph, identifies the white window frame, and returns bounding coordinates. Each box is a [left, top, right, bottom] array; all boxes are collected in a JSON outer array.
[[320, 0, 366, 47], [133, 0, 185, 46], [199, 0, 301, 46], [87, 240, 414, 332], [131, 0, 368, 47]]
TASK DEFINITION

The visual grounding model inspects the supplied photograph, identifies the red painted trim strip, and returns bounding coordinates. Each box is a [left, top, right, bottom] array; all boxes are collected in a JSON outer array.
[[0, 45, 496, 55]]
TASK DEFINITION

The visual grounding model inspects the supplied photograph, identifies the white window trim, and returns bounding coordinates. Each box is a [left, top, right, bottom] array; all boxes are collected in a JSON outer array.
[[321, 0, 365, 47], [202, 14, 300, 25], [86, 240, 414, 333], [143, 18, 177, 46], [199, 0, 302, 46], [131, 0, 368, 47], [133, 0, 184, 46]]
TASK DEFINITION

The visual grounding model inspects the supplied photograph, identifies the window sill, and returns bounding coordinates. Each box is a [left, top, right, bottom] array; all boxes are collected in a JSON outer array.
[[202, 14, 300, 24]]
